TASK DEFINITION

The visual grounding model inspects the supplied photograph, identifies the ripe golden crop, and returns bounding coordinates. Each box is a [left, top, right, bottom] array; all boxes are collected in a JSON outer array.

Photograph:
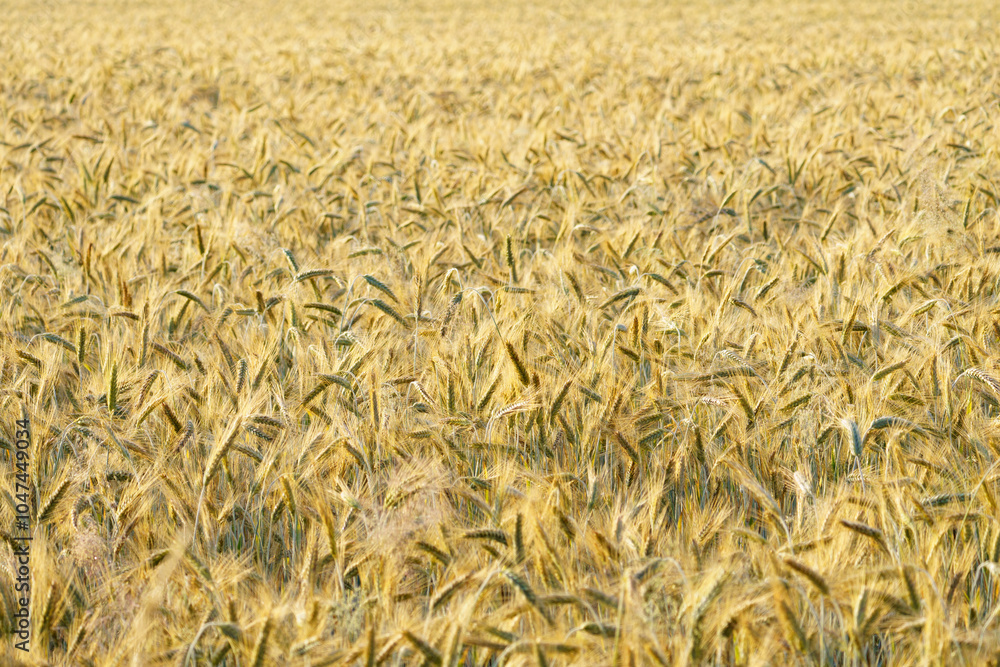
[[2, 0, 999, 663]]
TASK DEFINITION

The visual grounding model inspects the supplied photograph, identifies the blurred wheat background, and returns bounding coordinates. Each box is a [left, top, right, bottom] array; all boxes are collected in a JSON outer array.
[[2, 0, 1000, 664]]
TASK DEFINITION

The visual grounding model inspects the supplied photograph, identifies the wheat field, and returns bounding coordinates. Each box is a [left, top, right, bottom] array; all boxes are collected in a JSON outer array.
[[2, 0, 1000, 664]]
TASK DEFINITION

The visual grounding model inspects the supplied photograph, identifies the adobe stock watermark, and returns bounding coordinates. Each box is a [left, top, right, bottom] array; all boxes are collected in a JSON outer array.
[[12, 413, 32, 652]]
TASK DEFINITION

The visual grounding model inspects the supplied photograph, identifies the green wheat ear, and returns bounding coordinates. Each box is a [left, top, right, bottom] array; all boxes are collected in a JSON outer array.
[[505, 234, 518, 283], [107, 361, 118, 416], [77, 326, 86, 366]]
